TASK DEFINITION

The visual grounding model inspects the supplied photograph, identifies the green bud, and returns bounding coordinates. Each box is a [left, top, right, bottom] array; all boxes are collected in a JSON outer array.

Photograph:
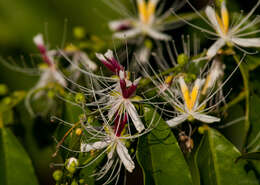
[[125, 141, 131, 148], [87, 116, 95, 124], [177, 53, 189, 66], [52, 170, 63, 181], [73, 27, 86, 39], [144, 39, 153, 50], [0, 84, 8, 95], [184, 74, 196, 83], [71, 180, 78, 185], [3, 97, 12, 105], [79, 179, 84, 184], [65, 157, 79, 174], [75, 93, 85, 104]]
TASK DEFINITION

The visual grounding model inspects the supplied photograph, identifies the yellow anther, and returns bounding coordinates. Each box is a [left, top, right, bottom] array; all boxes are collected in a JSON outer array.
[[216, 13, 226, 35], [189, 83, 199, 111], [221, 2, 229, 33], [165, 75, 174, 85], [179, 78, 192, 111], [179, 78, 202, 111], [138, 0, 148, 24], [137, 0, 157, 24]]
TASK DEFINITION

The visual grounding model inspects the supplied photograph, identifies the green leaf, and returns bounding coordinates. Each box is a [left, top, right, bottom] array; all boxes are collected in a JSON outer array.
[[247, 94, 260, 152], [236, 152, 260, 162], [137, 106, 193, 185], [196, 127, 258, 185], [0, 127, 39, 185], [245, 55, 260, 71], [186, 153, 201, 185]]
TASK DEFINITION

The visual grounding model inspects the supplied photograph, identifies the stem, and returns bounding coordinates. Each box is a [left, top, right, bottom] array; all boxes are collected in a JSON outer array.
[[232, 54, 250, 147], [52, 121, 81, 157]]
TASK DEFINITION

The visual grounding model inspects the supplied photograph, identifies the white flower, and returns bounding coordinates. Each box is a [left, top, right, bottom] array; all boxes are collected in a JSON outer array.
[[81, 127, 135, 173], [79, 122, 137, 185], [32, 34, 67, 88], [108, 0, 186, 40], [107, 70, 144, 133], [166, 76, 220, 127], [203, 1, 260, 58]]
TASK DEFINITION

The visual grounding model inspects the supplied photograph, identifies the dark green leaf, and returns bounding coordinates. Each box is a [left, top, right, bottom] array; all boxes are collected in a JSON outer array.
[[0, 127, 39, 185], [137, 106, 193, 185], [245, 55, 260, 71], [236, 152, 260, 162], [196, 127, 258, 185], [247, 94, 260, 152]]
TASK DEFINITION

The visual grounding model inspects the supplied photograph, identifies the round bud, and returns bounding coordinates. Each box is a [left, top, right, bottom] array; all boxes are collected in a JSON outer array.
[[73, 27, 86, 39], [79, 179, 84, 184], [0, 84, 8, 95], [65, 157, 79, 174], [52, 170, 63, 181], [75, 128, 83, 136], [71, 180, 78, 185], [75, 93, 85, 104], [177, 53, 189, 66]]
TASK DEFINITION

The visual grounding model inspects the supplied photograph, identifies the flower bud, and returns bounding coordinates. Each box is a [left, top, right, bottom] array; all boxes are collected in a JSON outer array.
[[71, 180, 78, 185], [79, 179, 84, 184], [75, 93, 85, 104], [52, 170, 63, 181], [65, 157, 79, 174], [75, 128, 83, 136], [73, 27, 86, 39], [0, 84, 8, 95], [177, 53, 188, 66]]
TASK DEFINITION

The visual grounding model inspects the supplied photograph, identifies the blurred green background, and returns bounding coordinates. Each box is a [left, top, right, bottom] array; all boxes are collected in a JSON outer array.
[[0, 0, 259, 185]]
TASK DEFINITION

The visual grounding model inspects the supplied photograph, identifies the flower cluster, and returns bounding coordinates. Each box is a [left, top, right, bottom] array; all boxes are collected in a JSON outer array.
[[4, 0, 260, 184]]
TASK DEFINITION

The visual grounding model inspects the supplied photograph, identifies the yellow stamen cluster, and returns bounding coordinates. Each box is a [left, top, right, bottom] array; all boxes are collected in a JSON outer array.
[[137, 0, 157, 24]]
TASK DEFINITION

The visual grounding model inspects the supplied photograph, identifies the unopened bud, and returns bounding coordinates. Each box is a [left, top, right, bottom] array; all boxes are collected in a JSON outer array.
[[73, 27, 86, 39], [52, 170, 63, 181], [65, 157, 79, 174], [75, 93, 85, 104], [198, 125, 209, 134], [71, 180, 78, 185], [79, 179, 84, 184], [0, 84, 8, 95], [75, 128, 83, 136], [177, 53, 188, 66]]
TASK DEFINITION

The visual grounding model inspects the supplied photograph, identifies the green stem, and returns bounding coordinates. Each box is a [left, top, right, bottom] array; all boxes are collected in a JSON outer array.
[[232, 54, 250, 147]]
